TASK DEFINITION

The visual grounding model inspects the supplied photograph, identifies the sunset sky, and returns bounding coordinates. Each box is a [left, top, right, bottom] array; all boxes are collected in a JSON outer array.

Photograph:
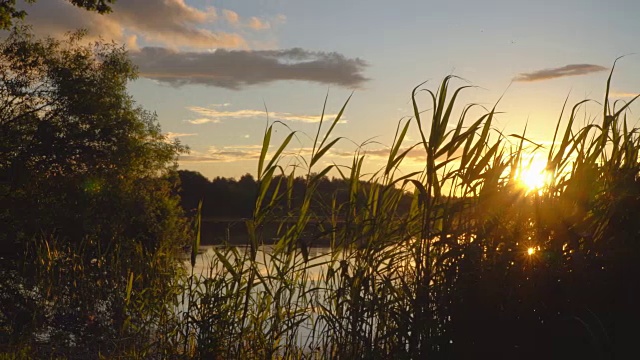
[[18, 0, 640, 179]]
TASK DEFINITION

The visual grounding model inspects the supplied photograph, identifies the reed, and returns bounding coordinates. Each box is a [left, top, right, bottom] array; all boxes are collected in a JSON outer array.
[[177, 65, 640, 358]]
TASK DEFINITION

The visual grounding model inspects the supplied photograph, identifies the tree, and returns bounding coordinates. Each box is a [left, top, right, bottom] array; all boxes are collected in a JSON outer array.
[[177, 170, 211, 215], [0, 27, 190, 356], [1, 0, 114, 30], [1, 26, 187, 249]]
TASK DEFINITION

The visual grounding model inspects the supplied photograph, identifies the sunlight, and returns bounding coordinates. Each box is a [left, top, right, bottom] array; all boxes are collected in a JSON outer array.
[[527, 247, 536, 256], [517, 157, 549, 192]]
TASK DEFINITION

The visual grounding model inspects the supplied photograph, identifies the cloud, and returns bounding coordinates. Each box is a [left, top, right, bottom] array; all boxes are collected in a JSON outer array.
[[222, 9, 240, 25], [20, 0, 258, 49], [181, 144, 421, 165], [610, 92, 640, 98], [334, 147, 426, 161], [185, 105, 341, 124], [186, 118, 221, 125], [275, 14, 287, 24], [18, 2, 365, 90], [180, 145, 341, 163], [247, 17, 270, 30], [333, 145, 469, 164], [179, 146, 263, 163], [165, 132, 198, 139], [223, 10, 272, 30], [179, 143, 457, 166], [514, 64, 607, 82], [131, 47, 368, 89], [21, 1, 126, 43], [110, 0, 239, 49]]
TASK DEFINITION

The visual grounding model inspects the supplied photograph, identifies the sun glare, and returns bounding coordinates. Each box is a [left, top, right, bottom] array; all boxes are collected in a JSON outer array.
[[517, 158, 549, 192]]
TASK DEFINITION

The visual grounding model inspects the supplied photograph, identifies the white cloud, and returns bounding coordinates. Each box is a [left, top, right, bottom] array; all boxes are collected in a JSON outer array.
[[185, 118, 221, 125], [165, 132, 198, 139], [186, 106, 342, 124], [179, 144, 361, 164], [179, 146, 262, 163]]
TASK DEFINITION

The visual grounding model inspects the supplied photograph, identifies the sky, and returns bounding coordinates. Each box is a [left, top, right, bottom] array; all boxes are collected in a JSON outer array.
[[16, 0, 640, 180]]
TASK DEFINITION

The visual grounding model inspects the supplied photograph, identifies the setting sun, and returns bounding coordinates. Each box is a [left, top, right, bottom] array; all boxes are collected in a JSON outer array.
[[517, 158, 549, 192]]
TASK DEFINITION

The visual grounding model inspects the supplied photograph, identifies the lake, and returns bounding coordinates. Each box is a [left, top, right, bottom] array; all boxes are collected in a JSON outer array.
[[199, 219, 334, 247]]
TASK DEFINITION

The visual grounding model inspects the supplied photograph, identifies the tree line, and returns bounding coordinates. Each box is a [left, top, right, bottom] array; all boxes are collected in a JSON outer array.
[[177, 170, 414, 221]]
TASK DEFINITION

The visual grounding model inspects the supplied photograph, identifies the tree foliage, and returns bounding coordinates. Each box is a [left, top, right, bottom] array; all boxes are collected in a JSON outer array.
[[1, 26, 187, 249], [177, 170, 413, 222], [0, 27, 190, 356]]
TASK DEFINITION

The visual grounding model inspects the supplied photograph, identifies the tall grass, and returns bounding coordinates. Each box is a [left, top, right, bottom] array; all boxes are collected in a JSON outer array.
[[5, 65, 640, 358], [172, 63, 640, 359]]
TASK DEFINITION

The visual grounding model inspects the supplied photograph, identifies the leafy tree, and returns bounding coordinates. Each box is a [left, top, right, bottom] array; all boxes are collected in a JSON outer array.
[[1, 26, 186, 250], [0, 27, 189, 356], [1, 0, 114, 30], [177, 170, 211, 215]]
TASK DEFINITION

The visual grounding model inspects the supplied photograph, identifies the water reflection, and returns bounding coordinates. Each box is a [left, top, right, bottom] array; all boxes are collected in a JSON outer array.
[[180, 245, 336, 346], [186, 245, 333, 279]]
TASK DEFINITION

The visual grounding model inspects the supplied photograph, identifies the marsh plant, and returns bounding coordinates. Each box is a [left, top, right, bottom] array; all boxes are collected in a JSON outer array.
[[174, 62, 640, 359]]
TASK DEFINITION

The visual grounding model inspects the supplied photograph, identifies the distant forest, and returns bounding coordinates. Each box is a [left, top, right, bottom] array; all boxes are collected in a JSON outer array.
[[177, 170, 413, 220]]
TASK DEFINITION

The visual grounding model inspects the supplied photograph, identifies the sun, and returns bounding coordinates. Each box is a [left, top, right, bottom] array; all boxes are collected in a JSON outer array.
[[516, 157, 549, 192]]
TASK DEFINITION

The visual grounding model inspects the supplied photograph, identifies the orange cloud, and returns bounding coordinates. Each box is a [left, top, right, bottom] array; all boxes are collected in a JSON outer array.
[[223, 9, 240, 25], [247, 17, 270, 30], [21, 0, 248, 50]]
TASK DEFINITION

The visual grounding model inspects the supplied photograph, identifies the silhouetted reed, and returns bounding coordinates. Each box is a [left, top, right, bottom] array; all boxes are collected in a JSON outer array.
[[5, 63, 640, 359]]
